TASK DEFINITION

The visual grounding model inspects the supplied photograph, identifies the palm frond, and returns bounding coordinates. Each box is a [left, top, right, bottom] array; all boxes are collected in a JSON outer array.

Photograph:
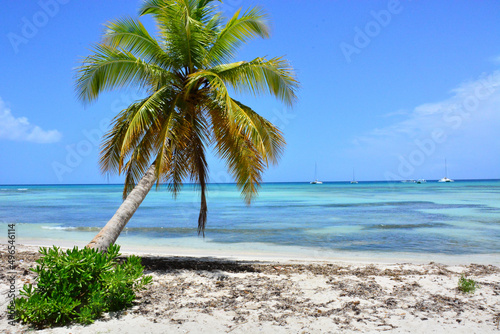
[[139, 0, 212, 72], [208, 102, 265, 204], [188, 71, 286, 166], [164, 144, 190, 196], [99, 102, 142, 175], [211, 57, 299, 106], [138, 0, 171, 17], [153, 98, 181, 188], [204, 6, 269, 67], [120, 86, 172, 158], [186, 69, 231, 105], [103, 17, 173, 69], [231, 99, 286, 165], [140, 0, 219, 24], [76, 45, 169, 103], [185, 110, 210, 234], [122, 127, 158, 199], [188, 134, 209, 235]]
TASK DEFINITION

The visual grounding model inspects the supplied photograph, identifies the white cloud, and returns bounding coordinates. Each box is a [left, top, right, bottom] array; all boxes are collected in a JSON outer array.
[[349, 71, 500, 179], [0, 98, 62, 144]]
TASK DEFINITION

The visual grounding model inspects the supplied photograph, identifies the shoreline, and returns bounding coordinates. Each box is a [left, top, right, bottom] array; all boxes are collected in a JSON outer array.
[[1, 244, 499, 333], [13, 239, 500, 266]]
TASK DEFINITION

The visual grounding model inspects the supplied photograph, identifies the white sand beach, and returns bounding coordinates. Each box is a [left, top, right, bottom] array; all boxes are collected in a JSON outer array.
[[1, 244, 499, 333]]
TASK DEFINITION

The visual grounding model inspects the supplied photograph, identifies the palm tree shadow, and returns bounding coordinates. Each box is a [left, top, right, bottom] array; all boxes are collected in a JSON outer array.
[[133, 256, 263, 273]]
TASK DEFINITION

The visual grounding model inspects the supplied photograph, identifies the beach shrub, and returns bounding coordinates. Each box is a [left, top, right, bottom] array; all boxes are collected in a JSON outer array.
[[14, 244, 152, 328], [458, 274, 479, 294]]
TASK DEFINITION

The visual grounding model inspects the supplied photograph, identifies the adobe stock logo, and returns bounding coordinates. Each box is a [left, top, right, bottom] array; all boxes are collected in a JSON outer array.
[[7, 0, 71, 54], [51, 90, 143, 182], [339, 0, 405, 64], [51, 118, 111, 182], [384, 73, 499, 183]]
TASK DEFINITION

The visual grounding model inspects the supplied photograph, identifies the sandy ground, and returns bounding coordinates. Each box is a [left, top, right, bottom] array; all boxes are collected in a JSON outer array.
[[1, 244, 499, 333]]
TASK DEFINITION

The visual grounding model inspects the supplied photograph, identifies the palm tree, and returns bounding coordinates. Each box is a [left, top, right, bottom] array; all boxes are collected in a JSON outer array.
[[75, 0, 298, 252]]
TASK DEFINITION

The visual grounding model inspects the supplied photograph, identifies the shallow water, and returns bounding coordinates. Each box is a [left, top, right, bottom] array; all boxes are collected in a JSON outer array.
[[1, 180, 499, 259]]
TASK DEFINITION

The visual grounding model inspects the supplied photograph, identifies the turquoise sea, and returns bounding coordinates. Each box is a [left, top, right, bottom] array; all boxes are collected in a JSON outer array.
[[1, 180, 499, 262]]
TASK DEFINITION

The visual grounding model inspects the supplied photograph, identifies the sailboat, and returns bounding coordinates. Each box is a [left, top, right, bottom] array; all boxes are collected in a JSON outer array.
[[350, 168, 358, 184], [438, 159, 454, 182], [310, 163, 323, 184]]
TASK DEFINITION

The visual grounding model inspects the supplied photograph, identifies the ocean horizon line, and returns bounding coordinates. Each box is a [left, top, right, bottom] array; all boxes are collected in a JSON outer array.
[[1, 178, 500, 187]]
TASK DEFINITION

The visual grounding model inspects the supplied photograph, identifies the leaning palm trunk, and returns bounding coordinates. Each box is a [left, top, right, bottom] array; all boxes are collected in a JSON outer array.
[[87, 164, 156, 251]]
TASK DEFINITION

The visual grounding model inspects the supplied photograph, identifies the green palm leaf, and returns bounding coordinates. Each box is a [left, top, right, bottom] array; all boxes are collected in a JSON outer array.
[[76, 45, 169, 103], [212, 57, 299, 106], [103, 17, 172, 69], [204, 6, 270, 67]]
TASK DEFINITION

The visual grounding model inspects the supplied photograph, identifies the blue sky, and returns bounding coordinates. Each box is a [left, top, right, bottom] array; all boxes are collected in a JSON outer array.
[[1, 0, 499, 184]]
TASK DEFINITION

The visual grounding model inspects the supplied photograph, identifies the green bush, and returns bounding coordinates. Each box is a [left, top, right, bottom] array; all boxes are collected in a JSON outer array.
[[458, 274, 479, 294], [14, 244, 152, 328]]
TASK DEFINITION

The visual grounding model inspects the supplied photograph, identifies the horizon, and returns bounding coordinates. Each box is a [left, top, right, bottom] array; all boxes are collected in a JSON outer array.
[[1, 1, 499, 184], [2, 178, 499, 187]]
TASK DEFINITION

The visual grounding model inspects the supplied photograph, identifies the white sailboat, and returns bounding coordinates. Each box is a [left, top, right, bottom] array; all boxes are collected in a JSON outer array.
[[310, 163, 323, 184], [350, 168, 358, 184], [438, 159, 454, 182]]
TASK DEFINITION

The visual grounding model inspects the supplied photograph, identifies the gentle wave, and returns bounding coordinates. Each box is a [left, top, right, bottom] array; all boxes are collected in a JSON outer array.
[[41, 226, 99, 231], [41, 226, 77, 230], [43, 226, 304, 233], [364, 223, 450, 230]]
